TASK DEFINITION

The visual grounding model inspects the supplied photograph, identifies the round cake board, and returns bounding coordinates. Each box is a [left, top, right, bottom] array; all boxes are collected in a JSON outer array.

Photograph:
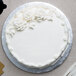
[[1, 2, 73, 73]]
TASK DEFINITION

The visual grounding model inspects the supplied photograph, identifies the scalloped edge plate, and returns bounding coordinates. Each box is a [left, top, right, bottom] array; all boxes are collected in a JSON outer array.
[[64, 63, 76, 76]]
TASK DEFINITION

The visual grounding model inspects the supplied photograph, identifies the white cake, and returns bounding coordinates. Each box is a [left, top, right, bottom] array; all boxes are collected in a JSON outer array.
[[5, 2, 70, 68]]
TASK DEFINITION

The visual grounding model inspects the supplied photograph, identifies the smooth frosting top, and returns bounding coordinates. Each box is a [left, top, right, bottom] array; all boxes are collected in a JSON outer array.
[[5, 2, 69, 68]]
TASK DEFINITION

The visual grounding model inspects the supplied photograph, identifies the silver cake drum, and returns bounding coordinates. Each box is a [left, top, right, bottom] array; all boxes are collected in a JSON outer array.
[[1, 2, 73, 73]]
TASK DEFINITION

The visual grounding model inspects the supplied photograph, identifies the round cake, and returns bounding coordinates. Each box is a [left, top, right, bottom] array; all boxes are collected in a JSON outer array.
[[5, 2, 71, 69]]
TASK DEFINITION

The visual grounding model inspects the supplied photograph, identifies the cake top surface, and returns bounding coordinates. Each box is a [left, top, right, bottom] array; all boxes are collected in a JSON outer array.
[[5, 2, 69, 68]]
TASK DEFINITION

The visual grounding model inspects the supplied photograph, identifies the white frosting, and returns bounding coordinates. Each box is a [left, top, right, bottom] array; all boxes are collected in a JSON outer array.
[[5, 2, 69, 68]]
